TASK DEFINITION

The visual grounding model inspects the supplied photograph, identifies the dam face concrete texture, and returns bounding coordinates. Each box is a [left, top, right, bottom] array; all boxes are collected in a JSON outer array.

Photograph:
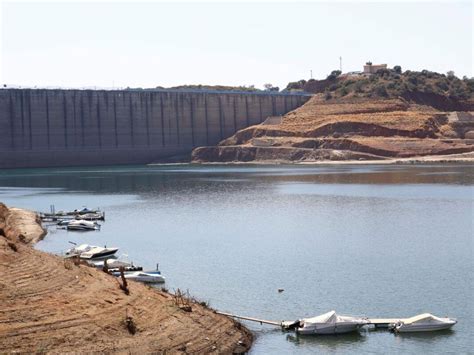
[[0, 89, 309, 168]]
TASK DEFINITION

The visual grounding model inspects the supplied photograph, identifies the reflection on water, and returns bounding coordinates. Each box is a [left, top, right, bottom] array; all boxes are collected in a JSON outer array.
[[0, 164, 472, 354], [393, 329, 456, 345], [0, 164, 473, 195], [286, 331, 367, 350]]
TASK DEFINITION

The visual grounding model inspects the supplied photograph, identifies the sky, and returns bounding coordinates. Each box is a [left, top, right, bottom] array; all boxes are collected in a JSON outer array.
[[0, 0, 472, 89]]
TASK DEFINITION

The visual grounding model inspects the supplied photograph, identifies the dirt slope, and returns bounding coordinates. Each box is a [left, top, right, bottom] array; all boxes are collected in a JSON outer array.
[[0, 203, 251, 354], [192, 96, 474, 163]]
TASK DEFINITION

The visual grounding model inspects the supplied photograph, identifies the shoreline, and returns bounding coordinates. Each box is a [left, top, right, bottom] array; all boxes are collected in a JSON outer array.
[[188, 152, 474, 166], [0, 203, 253, 353]]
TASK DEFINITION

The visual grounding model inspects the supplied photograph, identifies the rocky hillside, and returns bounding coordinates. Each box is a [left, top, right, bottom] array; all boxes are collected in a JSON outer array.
[[192, 95, 474, 163]]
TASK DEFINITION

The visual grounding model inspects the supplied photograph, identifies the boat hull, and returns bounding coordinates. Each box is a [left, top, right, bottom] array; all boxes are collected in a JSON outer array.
[[395, 323, 456, 333], [120, 271, 165, 284], [67, 226, 98, 231], [297, 323, 364, 335], [108, 266, 143, 273], [66, 220, 100, 231], [81, 249, 118, 259], [124, 275, 165, 283]]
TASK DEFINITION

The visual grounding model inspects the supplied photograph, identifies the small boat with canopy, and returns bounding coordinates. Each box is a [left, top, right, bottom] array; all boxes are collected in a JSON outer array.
[[65, 244, 118, 259], [282, 310, 369, 335], [389, 313, 457, 333]]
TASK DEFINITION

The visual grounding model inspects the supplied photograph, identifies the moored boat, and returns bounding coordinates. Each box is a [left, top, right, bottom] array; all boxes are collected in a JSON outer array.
[[282, 310, 369, 335], [66, 219, 100, 231], [40, 207, 105, 221], [108, 265, 143, 273], [111, 263, 165, 283], [65, 244, 118, 259], [120, 271, 166, 283], [389, 313, 457, 333], [57, 219, 72, 226], [77, 212, 105, 221], [90, 258, 143, 272], [66, 207, 102, 216]]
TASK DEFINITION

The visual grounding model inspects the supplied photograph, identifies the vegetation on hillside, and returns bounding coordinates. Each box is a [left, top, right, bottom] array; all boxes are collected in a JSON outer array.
[[165, 84, 261, 92], [285, 67, 474, 102], [123, 84, 262, 92], [163, 84, 280, 92]]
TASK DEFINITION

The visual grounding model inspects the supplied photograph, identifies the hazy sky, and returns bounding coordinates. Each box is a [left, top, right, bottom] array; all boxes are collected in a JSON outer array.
[[1, 1, 472, 89]]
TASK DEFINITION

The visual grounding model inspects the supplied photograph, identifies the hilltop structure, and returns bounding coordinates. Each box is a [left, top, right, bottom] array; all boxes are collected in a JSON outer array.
[[363, 62, 388, 74]]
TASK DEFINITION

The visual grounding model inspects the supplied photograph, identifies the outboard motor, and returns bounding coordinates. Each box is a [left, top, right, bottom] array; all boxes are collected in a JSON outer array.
[[281, 320, 302, 331], [388, 322, 401, 332]]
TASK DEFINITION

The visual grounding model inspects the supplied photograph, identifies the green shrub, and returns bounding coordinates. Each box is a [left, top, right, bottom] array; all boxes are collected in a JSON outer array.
[[386, 82, 397, 90], [435, 80, 449, 91], [354, 81, 364, 93], [464, 78, 474, 92], [338, 87, 349, 97], [327, 70, 342, 80], [407, 75, 418, 85], [374, 84, 388, 97], [286, 80, 306, 91], [423, 84, 434, 93], [448, 86, 469, 100], [421, 70, 436, 78], [376, 69, 391, 78], [369, 75, 378, 83], [343, 79, 355, 87]]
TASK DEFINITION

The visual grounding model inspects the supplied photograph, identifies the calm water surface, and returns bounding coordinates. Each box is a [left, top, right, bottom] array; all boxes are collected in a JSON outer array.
[[0, 164, 472, 354]]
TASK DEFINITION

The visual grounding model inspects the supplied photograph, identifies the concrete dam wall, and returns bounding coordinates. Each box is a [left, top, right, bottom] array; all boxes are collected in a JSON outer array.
[[0, 89, 309, 168]]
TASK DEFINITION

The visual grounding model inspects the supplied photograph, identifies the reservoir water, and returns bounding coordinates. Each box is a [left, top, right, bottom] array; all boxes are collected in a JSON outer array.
[[0, 164, 472, 354]]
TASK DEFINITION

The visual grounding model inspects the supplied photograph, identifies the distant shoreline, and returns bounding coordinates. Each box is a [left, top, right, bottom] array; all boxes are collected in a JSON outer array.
[[166, 152, 474, 166]]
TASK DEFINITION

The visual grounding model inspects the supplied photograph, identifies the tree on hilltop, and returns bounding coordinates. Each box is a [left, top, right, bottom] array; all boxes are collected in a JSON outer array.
[[327, 70, 342, 80], [263, 83, 280, 92]]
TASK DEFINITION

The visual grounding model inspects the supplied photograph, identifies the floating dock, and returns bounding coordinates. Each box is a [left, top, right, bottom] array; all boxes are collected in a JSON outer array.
[[367, 318, 405, 328], [217, 311, 407, 329]]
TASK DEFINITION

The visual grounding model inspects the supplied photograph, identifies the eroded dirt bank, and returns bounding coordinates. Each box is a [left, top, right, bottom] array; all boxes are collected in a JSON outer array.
[[0, 203, 252, 354], [192, 97, 474, 163]]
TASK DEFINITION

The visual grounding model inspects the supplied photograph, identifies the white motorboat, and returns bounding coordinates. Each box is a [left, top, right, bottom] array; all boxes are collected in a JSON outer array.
[[65, 244, 118, 259], [69, 207, 101, 215], [66, 219, 100, 231], [121, 271, 165, 283], [389, 313, 457, 333], [90, 258, 143, 272], [77, 212, 105, 221], [91, 258, 130, 268], [282, 310, 369, 335]]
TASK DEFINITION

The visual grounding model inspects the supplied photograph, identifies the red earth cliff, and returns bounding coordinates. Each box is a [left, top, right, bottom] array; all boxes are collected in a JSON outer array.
[[192, 96, 474, 163]]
